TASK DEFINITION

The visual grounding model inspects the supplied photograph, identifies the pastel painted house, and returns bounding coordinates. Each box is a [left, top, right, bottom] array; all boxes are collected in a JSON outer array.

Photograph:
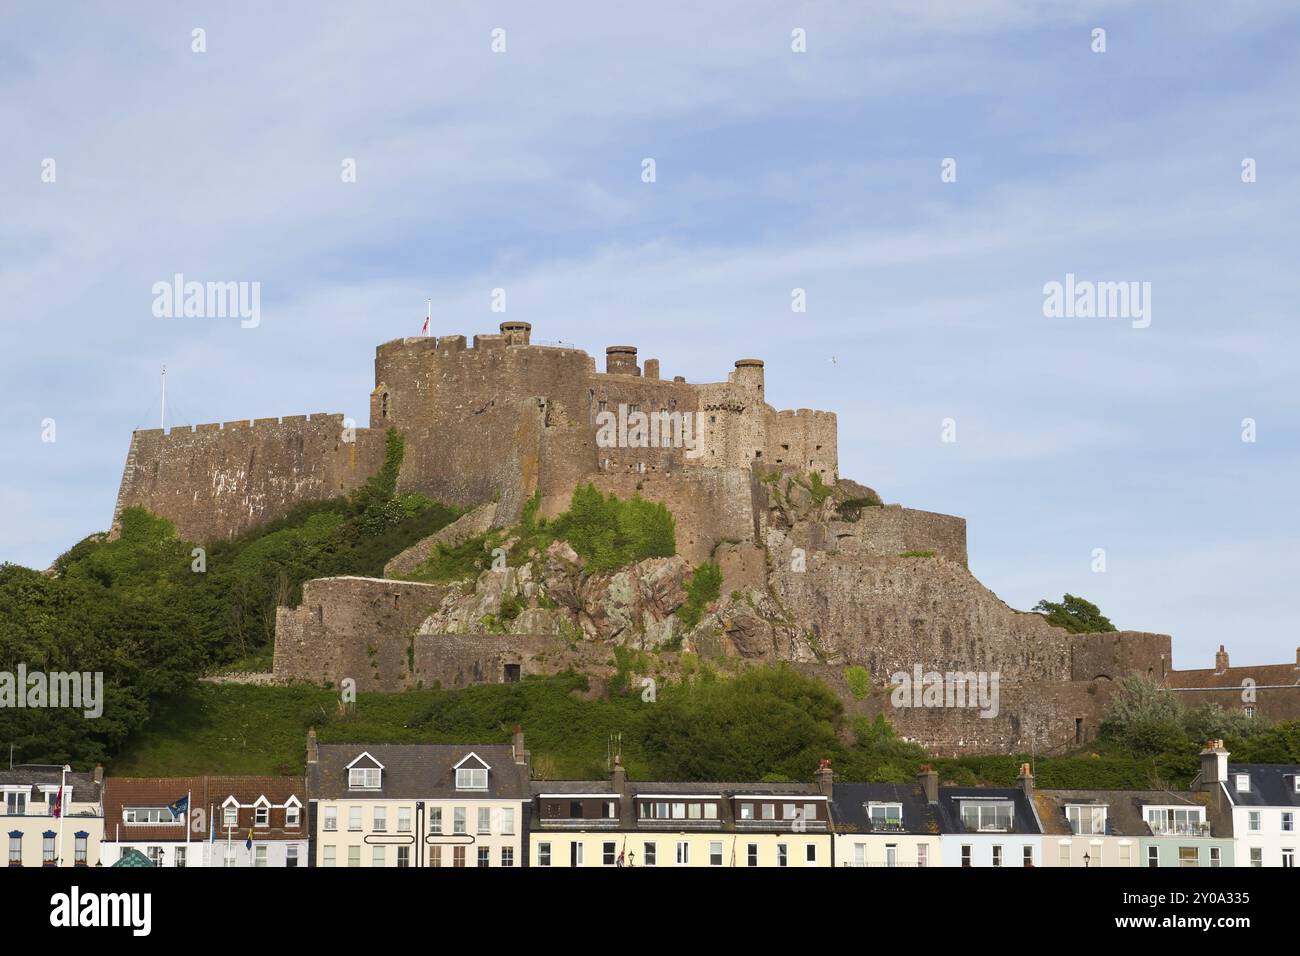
[[830, 766, 943, 868], [2, 764, 104, 867], [1192, 739, 1296, 867], [938, 764, 1043, 867], [308, 729, 532, 867], [528, 758, 833, 867]]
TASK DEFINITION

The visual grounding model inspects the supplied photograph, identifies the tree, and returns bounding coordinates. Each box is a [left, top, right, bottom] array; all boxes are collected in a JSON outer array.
[[1032, 593, 1116, 633]]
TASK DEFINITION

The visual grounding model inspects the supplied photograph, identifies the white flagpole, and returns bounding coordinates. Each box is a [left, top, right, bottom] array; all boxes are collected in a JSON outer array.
[[186, 789, 191, 850], [56, 765, 68, 866], [161, 365, 166, 429], [426, 298, 431, 336]]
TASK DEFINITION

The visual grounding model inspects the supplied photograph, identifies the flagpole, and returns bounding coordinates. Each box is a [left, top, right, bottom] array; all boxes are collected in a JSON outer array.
[[161, 365, 166, 429], [426, 299, 431, 336], [186, 789, 191, 852], [56, 765, 68, 866]]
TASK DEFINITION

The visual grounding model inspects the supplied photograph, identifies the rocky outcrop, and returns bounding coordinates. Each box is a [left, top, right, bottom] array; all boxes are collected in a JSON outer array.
[[415, 540, 691, 649]]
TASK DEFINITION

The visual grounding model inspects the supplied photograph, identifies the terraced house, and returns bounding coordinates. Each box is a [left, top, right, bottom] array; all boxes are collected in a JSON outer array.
[[308, 729, 532, 867], [828, 767, 943, 868], [2, 764, 103, 867], [529, 757, 833, 867], [1192, 739, 1297, 867], [101, 776, 308, 867], [938, 764, 1043, 867]]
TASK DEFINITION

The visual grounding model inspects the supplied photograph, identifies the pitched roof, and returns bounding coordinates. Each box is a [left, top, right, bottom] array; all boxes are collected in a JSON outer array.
[[936, 788, 1042, 835], [102, 776, 306, 842], [1167, 663, 1300, 689], [1222, 764, 1300, 808], [0, 766, 101, 807], [829, 782, 942, 836], [309, 744, 529, 800], [1034, 788, 1234, 838]]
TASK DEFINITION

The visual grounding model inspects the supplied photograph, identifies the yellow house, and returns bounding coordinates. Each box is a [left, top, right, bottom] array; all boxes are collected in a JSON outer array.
[[529, 759, 833, 867], [2, 765, 104, 867]]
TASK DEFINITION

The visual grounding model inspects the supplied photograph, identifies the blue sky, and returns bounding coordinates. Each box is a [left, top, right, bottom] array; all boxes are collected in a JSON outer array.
[[2, 1, 1298, 668]]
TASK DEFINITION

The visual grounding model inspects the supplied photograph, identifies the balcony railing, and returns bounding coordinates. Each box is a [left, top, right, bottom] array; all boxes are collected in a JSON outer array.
[[1149, 822, 1212, 837]]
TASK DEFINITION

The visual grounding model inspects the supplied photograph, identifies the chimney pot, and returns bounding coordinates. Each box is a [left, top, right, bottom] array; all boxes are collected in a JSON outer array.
[[917, 765, 939, 804], [1017, 762, 1035, 797], [815, 758, 834, 798]]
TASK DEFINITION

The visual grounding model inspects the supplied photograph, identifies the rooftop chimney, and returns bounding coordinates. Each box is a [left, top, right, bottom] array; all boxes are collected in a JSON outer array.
[[1215, 644, 1229, 672], [1198, 738, 1229, 790], [512, 725, 530, 768], [1017, 762, 1035, 798], [611, 755, 627, 795], [918, 764, 939, 804], [306, 727, 319, 765], [93, 764, 104, 786], [815, 758, 834, 798]]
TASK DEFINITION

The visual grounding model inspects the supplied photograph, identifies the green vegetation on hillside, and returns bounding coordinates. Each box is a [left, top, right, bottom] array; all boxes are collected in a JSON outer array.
[[109, 666, 1300, 786], [407, 484, 676, 583], [0, 428, 459, 765]]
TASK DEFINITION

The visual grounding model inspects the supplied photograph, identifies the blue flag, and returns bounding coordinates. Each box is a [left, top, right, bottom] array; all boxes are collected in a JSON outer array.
[[167, 795, 189, 819]]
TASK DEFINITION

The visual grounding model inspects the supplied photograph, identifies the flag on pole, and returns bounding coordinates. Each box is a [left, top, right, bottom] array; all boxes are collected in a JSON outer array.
[[421, 298, 431, 336], [51, 785, 63, 819], [245, 828, 253, 851], [167, 794, 189, 819]]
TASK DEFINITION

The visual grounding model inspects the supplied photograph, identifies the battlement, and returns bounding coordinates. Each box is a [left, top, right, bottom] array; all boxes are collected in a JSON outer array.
[[113, 321, 840, 543]]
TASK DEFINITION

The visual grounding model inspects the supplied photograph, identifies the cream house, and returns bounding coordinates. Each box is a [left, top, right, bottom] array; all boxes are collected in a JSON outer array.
[[831, 767, 943, 867], [308, 729, 531, 867], [529, 758, 833, 867], [2, 765, 104, 867]]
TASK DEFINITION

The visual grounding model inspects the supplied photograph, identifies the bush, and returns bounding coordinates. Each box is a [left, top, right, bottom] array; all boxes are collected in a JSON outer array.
[[844, 665, 871, 700], [678, 562, 722, 630]]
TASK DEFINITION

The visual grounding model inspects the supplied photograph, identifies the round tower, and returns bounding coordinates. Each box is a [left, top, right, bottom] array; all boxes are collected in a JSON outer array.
[[606, 345, 640, 376], [733, 358, 764, 393]]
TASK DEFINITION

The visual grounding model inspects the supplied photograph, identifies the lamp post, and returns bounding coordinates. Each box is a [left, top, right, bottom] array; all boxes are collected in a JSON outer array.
[[1083, 851, 1091, 868]]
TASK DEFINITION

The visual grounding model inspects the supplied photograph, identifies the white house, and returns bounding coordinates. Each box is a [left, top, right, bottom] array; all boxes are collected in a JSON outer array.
[[1193, 739, 1298, 867]]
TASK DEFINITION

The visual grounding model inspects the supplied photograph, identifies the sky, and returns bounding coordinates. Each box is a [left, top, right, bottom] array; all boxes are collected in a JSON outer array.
[[2, 1, 1298, 668]]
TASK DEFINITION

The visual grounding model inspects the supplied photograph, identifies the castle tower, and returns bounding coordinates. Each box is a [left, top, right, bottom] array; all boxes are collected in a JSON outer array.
[[606, 345, 640, 376], [499, 321, 531, 346], [732, 358, 764, 393]]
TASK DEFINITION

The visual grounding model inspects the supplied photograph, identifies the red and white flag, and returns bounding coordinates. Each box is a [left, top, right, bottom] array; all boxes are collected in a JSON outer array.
[[421, 298, 431, 336], [52, 785, 63, 819]]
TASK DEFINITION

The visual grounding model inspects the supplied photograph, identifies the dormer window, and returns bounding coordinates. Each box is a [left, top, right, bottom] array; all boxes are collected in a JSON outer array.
[[350, 768, 381, 790], [1235, 774, 1251, 793], [1066, 804, 1108, 835], [454, 753, 490, 791], [1145, 806, 1206, 836], [959, 800, 1013, 833], [868, 803, 903, 829], [346, 752, 385, 790]]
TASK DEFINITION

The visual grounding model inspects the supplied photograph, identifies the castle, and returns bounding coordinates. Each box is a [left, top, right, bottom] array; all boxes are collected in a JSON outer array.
[[111, 323, 1300, 756]]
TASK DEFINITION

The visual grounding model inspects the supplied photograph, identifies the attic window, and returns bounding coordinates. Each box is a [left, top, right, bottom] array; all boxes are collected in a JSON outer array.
[[349, 767, 381, 790], [868, 803, 903, 829], [456, 768, 488, 791], [1235, 774, 1250, 793]]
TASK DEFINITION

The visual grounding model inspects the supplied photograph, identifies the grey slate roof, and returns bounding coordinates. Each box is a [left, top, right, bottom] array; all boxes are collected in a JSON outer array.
[[1222, 763, 1300, 808], [1033, 789, 1232, 837], [0, 765, 101, 804], [829, 782, 942, 836], [936, 787, 1042, 835], [309, 744, 530, 800]]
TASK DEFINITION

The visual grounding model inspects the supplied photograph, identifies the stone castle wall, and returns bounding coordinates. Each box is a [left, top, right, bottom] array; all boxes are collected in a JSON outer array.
[[112, 414, 385, 542], [272, 575, 610, 691]]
